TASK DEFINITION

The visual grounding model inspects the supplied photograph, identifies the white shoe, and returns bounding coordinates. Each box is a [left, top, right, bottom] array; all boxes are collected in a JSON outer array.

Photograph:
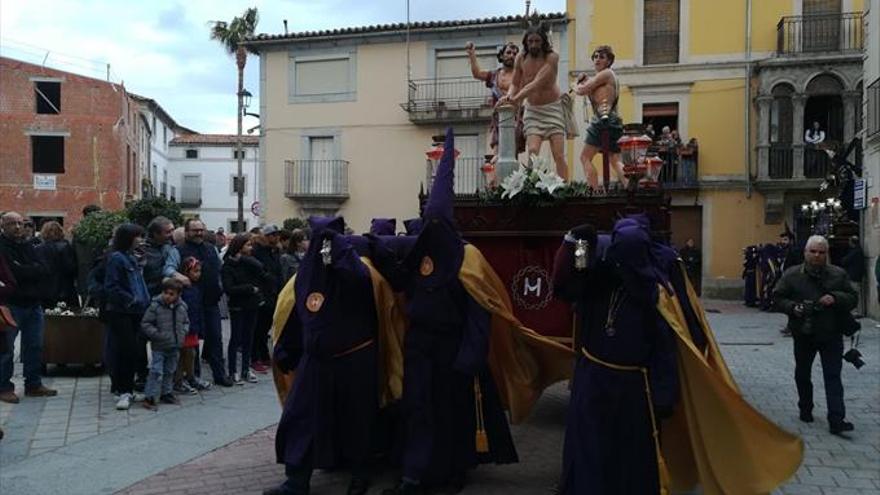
[[131, 392, 145, 402], [233, 373, 244, 385], [245, 371, 258, 383], [115, 393, 131, 410]]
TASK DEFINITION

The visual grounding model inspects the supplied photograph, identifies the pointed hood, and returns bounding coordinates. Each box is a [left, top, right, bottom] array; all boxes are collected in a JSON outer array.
[[406, 128, 463, 288], [606, 219, 659, 305], [423, 128, 456, 222], [403, 218, 423, 236], [370, 218, 397, 236], [294, 216, 346, 313]]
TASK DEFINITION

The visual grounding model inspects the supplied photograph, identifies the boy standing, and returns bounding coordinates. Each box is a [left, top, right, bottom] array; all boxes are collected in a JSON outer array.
[[141, 279, 189, 409]]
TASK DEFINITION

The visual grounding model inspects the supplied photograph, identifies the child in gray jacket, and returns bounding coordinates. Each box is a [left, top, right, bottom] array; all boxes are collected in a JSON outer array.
[[141, 278, 189, 409]]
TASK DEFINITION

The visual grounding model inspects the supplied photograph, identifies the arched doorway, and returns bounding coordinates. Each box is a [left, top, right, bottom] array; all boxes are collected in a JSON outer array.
[[804, 73, 844, 178], [769, 83, 795, 178]]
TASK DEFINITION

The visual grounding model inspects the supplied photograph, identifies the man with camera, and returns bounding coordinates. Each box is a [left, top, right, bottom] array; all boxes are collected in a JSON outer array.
[[773, 235, 857, 436]]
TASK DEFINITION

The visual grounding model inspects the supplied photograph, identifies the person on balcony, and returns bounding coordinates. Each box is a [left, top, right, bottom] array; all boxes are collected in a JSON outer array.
[[466, 41, 525, 186], [497, 24, 571, 180], [805, 121, 826, 146], [575, 45, 626, 189]]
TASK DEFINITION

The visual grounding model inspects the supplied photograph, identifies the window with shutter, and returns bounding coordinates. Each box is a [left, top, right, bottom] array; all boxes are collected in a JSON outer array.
[[643, 0, 680, 65]]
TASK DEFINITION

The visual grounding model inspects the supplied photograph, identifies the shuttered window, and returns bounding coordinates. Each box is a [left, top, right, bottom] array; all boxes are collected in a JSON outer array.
[[644, 0, 680, 65]]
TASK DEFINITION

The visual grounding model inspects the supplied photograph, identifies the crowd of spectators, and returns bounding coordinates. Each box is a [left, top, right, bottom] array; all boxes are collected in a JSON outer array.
[[0, 207, 310, 420]]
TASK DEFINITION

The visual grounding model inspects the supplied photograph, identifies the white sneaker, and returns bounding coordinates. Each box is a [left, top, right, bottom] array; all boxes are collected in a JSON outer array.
[[131, 392, 145, 402], [115, 393, 131, 410], [245, 371, 258, 383], [233, 373, 244, 385]]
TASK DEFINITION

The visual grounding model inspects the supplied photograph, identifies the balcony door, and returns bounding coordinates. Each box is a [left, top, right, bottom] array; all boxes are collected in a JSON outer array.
[[433, 47, 496, 108], [308, 136, 336, 195], [803, 0, 841, 52], [453, 134, 482, 194]]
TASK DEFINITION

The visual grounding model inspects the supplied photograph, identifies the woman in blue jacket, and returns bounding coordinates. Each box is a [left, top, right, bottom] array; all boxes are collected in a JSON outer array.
[[103, 223, 150, 411]]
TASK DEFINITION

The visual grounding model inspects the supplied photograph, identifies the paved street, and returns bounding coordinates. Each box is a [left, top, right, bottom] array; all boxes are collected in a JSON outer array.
[[0, 301, 878, 495]]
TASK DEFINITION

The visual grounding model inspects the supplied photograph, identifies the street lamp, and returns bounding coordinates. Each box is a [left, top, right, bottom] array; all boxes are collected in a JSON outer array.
[[801, 197, 843, 234]]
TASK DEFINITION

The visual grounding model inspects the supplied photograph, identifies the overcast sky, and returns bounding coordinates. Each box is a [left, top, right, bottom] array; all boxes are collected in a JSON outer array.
[[0, 0, 564, 134]]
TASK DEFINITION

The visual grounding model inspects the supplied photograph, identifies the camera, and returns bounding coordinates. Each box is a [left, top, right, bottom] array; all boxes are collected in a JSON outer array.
[[843, 348, 865, 369]]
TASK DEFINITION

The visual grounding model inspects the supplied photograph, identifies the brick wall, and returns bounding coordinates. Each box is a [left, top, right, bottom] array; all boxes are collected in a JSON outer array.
[[0, 57, 140, 227]]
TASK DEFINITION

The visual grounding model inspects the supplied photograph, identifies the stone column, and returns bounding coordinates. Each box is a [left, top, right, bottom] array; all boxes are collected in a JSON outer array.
[[792, 94, 808, 179], [495, 104, 519, 180], [756, 95, 773, 179], [842, 90, 860, 145]]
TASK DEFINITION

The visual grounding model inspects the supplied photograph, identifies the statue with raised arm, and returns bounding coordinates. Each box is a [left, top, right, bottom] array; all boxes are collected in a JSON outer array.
[[497, 24, 568, 180], [466, 41, 524, 185], [575, 45, 626, 189]]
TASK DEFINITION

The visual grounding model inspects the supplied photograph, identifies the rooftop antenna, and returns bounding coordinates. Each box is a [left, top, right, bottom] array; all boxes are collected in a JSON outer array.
[[283, 19, 288, 35]]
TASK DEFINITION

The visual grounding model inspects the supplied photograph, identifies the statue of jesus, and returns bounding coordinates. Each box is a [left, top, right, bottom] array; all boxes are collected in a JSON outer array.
[[497, 25, 568, 180]]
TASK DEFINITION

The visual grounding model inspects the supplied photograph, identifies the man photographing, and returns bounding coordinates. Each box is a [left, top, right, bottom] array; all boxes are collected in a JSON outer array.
[[773, 235, 857, 435]]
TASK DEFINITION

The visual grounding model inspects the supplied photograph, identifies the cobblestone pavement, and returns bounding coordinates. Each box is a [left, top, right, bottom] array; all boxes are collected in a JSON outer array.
[[2, 302, 878, 494]]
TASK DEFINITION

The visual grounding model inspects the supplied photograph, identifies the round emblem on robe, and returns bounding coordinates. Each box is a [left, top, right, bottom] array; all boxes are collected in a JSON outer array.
[[420, 256, 434, 276], [306, 292, 325, 313], [510, 266, 553, 310]]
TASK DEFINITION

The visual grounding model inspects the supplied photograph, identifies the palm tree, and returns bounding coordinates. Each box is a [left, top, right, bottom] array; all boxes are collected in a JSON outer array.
[[209, 7, 259, 232]]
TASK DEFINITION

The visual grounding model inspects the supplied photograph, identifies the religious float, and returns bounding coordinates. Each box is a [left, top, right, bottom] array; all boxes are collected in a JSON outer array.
[[422, 123, 670, 347]]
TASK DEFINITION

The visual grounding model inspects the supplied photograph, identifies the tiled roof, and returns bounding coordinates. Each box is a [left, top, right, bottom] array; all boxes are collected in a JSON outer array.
[[244, 13, 566, 45], [170, 134, 259, 146]]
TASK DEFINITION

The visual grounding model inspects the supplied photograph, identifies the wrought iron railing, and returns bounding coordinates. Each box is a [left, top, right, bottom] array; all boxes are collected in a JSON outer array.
[[804, 146, 832, 179], [649, 143, 698, 188], [868, 78, 880, 139], [404, 77, 493, 113], [776, 12, 863, 54], [453, 157, 487, 196], [769, 145, 793, 179], [179, 186, 202, 207], [285, 160, 350, 198]]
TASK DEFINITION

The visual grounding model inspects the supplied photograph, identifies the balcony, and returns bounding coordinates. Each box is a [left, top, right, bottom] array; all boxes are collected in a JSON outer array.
[[869, 78, 880, 140], [285, 159, 349, 215], [178, 186, 202, 208], [652, 142, 698, 189], [402, 77, 495, 125], [776, 12, 863, 55]]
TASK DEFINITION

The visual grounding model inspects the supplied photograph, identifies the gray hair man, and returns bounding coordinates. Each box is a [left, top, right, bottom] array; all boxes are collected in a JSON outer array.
[[772, 234, 857, 435], [0, 212, 58, 403]]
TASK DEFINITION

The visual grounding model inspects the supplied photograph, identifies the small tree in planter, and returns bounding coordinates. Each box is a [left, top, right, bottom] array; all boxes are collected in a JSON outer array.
[[283, 217, 307, 232], [125, 196, 183, 228]]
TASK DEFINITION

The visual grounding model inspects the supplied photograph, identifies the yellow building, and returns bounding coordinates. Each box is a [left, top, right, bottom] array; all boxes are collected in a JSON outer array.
[[245, 14, 568, 234], [569, 0, 865, 297]]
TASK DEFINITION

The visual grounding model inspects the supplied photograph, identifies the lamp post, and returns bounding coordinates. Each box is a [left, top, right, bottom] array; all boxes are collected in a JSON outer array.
[[235, 88, 253, 233], [801, 197, 842, 235]]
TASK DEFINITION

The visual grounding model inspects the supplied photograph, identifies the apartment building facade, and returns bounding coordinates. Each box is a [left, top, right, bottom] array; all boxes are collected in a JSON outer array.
[[568, 0, 866, 296], [245, 14, 569, 233], [0, 56, 146, 226]]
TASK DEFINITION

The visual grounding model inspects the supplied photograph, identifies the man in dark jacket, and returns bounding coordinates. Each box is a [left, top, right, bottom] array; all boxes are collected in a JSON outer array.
[[0, 212, 58, 403], [252, 224, 282, 372], [174, 219, 233, 387], [773, 235, 857, 435]]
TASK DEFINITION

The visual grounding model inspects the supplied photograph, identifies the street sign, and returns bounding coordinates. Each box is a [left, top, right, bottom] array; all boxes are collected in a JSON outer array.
[[853, 179, 866, 210], [250, 201, 262, 216], [33, 175, 57, 190]]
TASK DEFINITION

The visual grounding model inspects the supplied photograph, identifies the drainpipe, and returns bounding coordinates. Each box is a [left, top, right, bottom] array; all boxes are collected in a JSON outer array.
[[745, 0, 753, 198]]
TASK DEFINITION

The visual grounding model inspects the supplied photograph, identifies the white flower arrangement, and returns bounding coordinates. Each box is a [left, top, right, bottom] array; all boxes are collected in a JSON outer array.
[[499, 154, 567, 198], [44, 301, 99, 318]]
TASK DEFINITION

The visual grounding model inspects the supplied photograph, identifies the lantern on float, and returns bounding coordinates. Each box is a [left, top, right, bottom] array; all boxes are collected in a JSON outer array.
[[425, 136, 461, 189], [617, 134, 652, 188], [643, 154, 664, 189]]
